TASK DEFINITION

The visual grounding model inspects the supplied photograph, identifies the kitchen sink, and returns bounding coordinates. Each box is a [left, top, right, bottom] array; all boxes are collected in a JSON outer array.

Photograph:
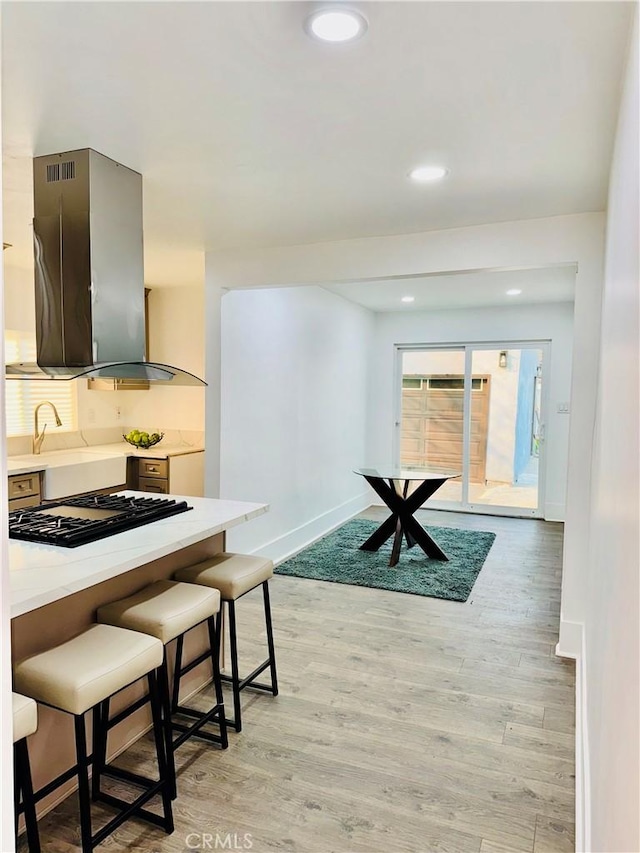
[[10, 448, 127, 500]]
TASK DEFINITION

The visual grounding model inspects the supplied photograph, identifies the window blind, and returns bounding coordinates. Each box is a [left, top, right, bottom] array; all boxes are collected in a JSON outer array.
[[4, 331, 77, 437]]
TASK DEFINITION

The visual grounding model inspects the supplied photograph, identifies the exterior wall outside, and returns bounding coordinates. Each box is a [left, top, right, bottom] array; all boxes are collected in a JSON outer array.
[[476, 349, 521, 485], [401, 347, 538, 485], [514, 349, 539, 482]]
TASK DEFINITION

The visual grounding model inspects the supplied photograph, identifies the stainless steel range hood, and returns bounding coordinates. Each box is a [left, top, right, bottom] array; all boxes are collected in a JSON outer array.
[[6, 148, 205, 386]]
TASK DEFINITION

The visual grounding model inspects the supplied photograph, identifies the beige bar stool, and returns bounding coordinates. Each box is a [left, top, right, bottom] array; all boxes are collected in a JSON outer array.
[[13, 624, 173, 853], [13, 692, 39, 853], [175, 553, 278, 733], [97, 579, 227, 798]]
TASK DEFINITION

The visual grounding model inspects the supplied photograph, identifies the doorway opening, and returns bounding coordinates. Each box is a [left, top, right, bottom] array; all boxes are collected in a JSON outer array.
[[396, 342, 548, 517]]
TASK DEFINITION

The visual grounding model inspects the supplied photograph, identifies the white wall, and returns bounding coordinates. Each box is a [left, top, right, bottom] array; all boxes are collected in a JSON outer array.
[[204, 280, 224, 497], [3, 263, 34, 333], [370, 303, 573, 519], [581, 12, 639, 852], [219, 285, 374, 559], [116, 284, 205, 433]]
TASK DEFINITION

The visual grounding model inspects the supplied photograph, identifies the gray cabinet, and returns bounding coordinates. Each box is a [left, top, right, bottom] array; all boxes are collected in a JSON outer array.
[[8, 472, 42, 510], [127, 452, 204, 497]]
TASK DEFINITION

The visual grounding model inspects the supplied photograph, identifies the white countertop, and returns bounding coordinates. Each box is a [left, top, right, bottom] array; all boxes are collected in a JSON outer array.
[[7, 442, 205, 476], [9, 491, 268, 618], [89, 442, 205, 459]]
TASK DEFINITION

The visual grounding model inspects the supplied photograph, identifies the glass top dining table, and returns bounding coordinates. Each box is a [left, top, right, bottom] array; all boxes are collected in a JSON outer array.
[[354, 467, 461, 482], [354, 467, 461, 566]]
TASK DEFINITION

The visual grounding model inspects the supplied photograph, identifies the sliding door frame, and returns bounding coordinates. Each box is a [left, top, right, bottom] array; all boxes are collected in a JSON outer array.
[[394, 339, 551, 519]]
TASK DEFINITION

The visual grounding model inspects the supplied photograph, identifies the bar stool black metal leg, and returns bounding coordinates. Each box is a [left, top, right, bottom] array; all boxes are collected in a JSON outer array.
[[91, 698, 109, 802], [227, 601, 242, 732], [207, 616, 228, 748], [20, 740, 41, 853], [171, 634, 185, 714], [91, 702, 101, 802], [158, 660, 177, 800], [14, 739, 41, 853], [74, 713, 93, 853], [147, 670, 174, 833], [263, 582, 279, 696], [13, 744, 20, 841]]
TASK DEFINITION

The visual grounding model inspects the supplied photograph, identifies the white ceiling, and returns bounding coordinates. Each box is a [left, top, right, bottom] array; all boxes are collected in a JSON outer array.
[[1, 1, 633, 287], [323, 265, 577, 312]]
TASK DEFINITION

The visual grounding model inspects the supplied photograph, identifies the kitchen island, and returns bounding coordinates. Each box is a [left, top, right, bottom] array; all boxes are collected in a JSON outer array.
[[9, 491, 266, 617], [9, 492, 268, 820]]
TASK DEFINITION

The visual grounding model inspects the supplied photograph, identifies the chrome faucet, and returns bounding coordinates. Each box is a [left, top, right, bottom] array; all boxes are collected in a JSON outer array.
[[33, 401, 63, 454]]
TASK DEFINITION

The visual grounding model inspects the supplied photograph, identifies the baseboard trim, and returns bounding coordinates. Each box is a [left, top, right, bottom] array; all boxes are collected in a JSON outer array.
[[573, 625, 590, 853], [544, 502, 566, 522], [556, 619, 588, 850], [556, 618, 583, 659], [250, 492, 372, 565]]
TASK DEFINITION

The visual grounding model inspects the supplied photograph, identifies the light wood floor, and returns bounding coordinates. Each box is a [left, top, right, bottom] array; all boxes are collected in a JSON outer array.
[[20, 507, 575, 853]]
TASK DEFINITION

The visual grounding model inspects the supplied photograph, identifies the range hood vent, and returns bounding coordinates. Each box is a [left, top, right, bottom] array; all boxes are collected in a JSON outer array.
[[46, 160, 76, 182], [6, 148, 206, 386]]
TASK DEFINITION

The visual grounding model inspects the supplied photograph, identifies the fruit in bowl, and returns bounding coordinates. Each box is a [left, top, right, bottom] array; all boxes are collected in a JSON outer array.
[[123, 430, 164, 449]]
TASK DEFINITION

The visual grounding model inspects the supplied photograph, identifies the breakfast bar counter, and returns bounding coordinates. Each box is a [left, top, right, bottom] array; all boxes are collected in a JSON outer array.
[[9, 492, 268, 818], [9, 491, 268, 617]]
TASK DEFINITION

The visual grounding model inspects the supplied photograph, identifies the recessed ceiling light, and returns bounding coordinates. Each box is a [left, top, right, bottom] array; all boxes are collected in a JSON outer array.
[[506, 289, 522, 296], [409, 165, 448, 183], [401, 296, 415, 303], [305, 8, 368, 43]]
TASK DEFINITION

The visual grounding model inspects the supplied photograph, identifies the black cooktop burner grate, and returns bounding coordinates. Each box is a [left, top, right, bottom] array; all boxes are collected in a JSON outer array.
[[8, 494, 193, 548]]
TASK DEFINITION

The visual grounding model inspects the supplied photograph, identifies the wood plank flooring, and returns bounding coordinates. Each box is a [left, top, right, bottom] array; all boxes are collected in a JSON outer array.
[[19, 507, 575, 853]]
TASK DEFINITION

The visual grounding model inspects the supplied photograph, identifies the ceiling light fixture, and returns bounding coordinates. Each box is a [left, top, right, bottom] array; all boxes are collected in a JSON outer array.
[[305, 8, 368, 43], [401, 296, 415, 303], [409, 165, 448, 183], [506, 289, 522, 296]]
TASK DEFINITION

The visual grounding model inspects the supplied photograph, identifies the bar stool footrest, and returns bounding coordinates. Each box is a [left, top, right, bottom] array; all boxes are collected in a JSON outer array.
[[33, 762, 89, 804], [93, 786, 170, 846], [105, 693, 149, 729], [172, 722, 226, 748], [100, 764, 162, 791], [220, 657, 276, 693], [177, 647, 211, 679], [171, 702, 228, 750]]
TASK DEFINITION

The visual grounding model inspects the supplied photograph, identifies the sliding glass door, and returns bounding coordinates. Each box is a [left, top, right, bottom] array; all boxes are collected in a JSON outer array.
[[399, 348, 465, 504], [396, 343, 547, 517]]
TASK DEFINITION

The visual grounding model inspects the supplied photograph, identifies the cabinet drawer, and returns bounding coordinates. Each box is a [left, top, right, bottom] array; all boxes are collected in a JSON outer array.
[[138, 477, 169, 494], [8, 473, 41, 500], [9, 494, 42, 511], [138, 459, 168, 479]]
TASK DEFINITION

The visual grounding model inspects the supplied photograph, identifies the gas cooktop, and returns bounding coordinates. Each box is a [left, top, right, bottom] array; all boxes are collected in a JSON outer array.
[[8, 494, 192, 548]]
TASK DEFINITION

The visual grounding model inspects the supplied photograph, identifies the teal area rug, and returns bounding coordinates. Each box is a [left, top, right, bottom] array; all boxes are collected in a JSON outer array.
[[275, 518, 496, 602]]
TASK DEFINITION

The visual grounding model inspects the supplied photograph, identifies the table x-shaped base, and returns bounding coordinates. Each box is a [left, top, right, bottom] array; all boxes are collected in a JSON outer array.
[[360, 475, 450, 567]]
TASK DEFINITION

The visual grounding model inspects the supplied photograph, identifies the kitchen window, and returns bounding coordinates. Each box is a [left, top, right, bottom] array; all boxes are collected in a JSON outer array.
[[4, 330, 77, 436]]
